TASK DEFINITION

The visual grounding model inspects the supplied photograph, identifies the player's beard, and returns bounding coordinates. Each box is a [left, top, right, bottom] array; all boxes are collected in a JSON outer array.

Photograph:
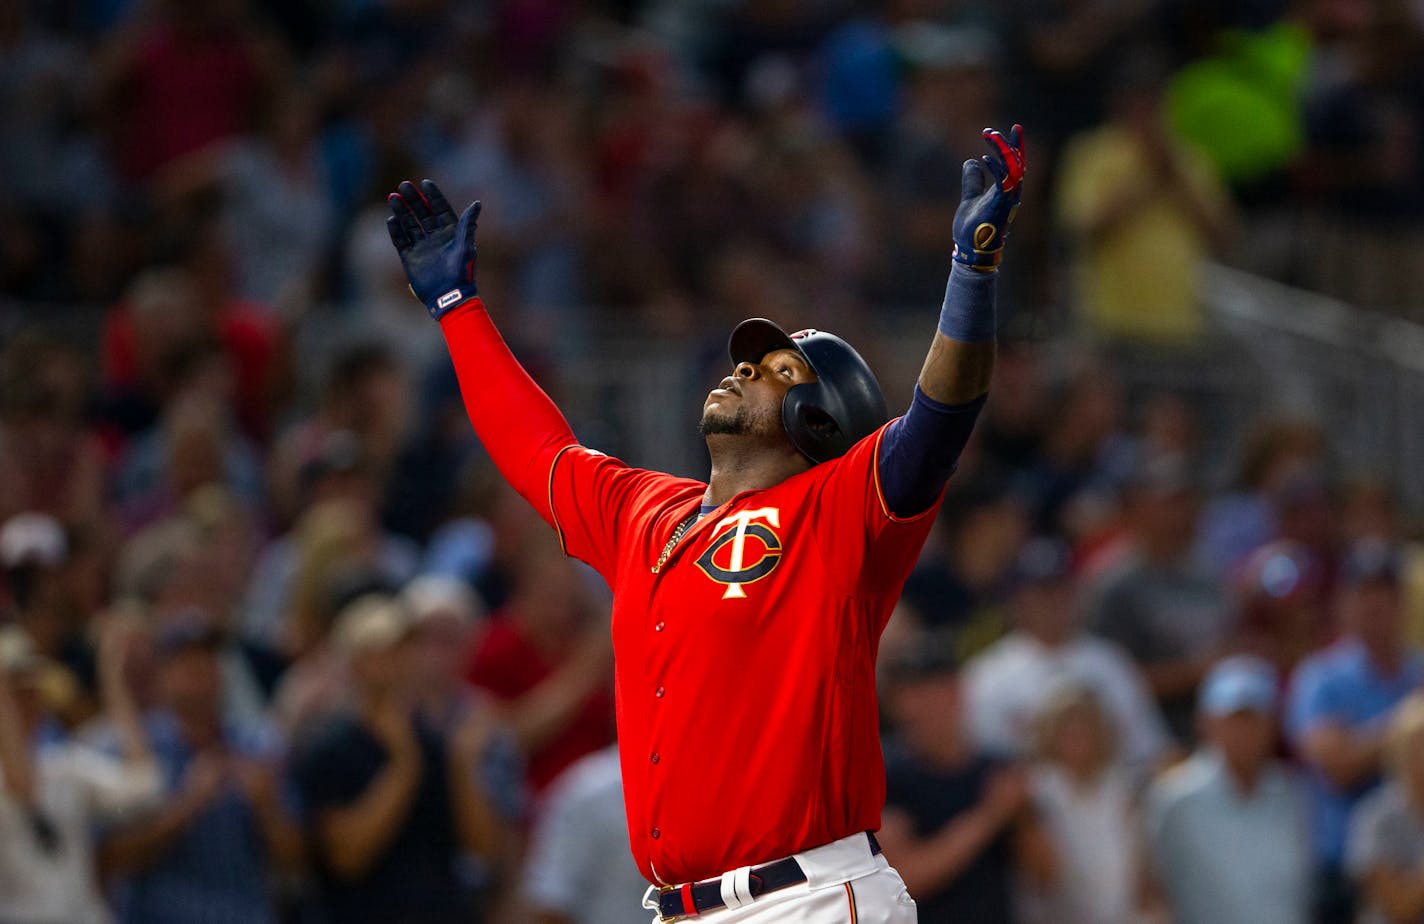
[[699, 405, 751, 436], [698, 402, 778, 438]]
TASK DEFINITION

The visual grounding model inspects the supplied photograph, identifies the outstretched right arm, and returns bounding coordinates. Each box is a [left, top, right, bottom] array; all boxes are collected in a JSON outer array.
[[387, 180, 576, 523]]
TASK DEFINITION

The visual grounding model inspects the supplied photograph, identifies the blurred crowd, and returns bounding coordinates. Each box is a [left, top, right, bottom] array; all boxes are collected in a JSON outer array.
[[3, 0, 1424, 923]]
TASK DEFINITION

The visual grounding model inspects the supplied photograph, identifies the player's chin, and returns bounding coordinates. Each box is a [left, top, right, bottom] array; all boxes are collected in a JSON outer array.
[[699, 406, 744, 437]]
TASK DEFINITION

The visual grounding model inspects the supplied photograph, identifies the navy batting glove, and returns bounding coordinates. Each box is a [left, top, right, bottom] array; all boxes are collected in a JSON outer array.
[[952, 125, 1026, 271], [386, 179, 481, 319]]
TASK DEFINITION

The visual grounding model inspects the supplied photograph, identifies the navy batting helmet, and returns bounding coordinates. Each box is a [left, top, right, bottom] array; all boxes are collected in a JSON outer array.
[[728, 318, 888, 464]]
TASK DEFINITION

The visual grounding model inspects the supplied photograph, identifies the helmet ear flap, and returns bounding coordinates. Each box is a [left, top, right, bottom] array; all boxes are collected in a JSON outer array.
[[782, 383, 847, 464]]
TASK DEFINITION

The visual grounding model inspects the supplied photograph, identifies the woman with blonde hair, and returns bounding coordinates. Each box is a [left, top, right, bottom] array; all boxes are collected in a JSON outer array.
[[1021, 683, 1157, 924]]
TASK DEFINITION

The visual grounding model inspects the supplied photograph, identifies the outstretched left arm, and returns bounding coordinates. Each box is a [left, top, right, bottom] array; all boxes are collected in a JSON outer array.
[[878, 125, 1025, 518]]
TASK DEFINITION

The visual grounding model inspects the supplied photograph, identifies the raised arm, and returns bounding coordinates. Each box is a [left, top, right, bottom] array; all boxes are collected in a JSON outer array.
[[387, 180, 576, 523], [878, 126, 1026, 517]]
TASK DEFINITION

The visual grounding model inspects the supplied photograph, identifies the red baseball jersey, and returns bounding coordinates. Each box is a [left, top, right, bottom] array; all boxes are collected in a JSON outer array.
[[547, 427, 939, 884], [438, 302, 941, 886]]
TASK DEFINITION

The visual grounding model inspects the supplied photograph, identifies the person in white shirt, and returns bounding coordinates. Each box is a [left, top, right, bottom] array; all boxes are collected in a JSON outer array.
[[1021, 683, 1155, 924], [521, 744, 648, 924], [0, 622, 162, 924], [965, 537, 1171, 778]]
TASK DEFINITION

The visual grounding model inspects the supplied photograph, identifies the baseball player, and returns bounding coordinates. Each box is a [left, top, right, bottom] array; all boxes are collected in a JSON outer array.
[[385, 124, 1025, 923]]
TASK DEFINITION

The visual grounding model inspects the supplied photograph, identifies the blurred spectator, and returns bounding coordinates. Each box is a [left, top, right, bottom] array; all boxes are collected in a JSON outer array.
[[1347, 691, 1424, 924], [1020, 685, 1152, 924], [1197, 417, 1328, 577], [521, 744, 646, 924], [2, 513, 100, 710], [433, 80, 589, 326], [965, 537, 1171, 777], [466, 537, 614, 796], [98, 0, 280, 185], [1235, 539, 1331, 675], [116, 495, 270, 726], [402, 575, 524, 825], [215, 89, 334, 308], [1086, 454, 1236, 742], [899, 479, 1029, 655], [0, 332, 108, 533], [292, 595, 501, 924], [877, 637, 1056, 924], [973, 339, 1051, 478], [1012, 0, 1157, 153], [267, 342, 413, 531], [882, 22, 1004, 307], [1300, 3, 1424, 316], [100, 259, 281, 444], [1019, 362, 1134, 534], [1057, 48, 1234, 347], [815, 3, 908, 165], [113, 339, 265, 532], [1145, 655, 1312, 924], [242, 436, 419, 659], [99, 612, 301, 924], [1287, 539, 1424, 924], [1166, 14, 1312, 201], [0, 622, 162, 924]]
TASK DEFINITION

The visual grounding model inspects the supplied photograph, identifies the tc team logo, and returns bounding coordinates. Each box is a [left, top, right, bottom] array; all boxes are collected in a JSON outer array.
[[696, 508, 783, 599]]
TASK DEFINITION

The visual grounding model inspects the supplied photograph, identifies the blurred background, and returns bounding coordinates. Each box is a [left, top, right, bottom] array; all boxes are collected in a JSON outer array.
[[2, 0, 1424, 922]]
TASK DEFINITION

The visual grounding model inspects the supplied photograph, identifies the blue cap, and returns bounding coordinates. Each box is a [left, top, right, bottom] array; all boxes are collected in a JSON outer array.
[[1341, 539, 1401, 587], [1199, 655, 1278, 716]]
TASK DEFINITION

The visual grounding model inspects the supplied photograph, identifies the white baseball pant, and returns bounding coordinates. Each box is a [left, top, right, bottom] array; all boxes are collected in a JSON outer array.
[[642, 832, 918, 923]]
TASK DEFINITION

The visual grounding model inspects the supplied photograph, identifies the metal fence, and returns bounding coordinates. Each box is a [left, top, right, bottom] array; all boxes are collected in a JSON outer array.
[[1201, 262, 1424, 512]]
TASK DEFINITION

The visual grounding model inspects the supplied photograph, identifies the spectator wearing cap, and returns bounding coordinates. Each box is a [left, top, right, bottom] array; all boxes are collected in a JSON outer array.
[[1, 512, 100, 717], [0, 623, 161, 924], [1347, 692, 1424, 924], [292, 595, 501, 924], [876, 634, 1056, 924], [1145, 655, 1312, 924], [98, 611, 301, 924], [964, 537, 1171, 779], [1086, 454, 1236, 744], [1236, 539, 1331, 676], [1286, 540, 1424, 924]]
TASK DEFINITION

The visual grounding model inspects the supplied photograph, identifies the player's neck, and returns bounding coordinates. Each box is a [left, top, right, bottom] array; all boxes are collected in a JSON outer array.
[[703, 437, 812, 506]]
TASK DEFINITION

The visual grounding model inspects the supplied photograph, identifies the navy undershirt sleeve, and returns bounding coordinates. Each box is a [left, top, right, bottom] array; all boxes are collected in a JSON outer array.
[[877, 386, 988, 518]]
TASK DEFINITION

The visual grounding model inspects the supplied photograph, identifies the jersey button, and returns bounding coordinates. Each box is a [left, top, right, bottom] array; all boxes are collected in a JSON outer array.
[[650, 752, 660, 764], [655, 686, 665, 698], [651, 828, 661, 839], [654, 621, 665, 632]]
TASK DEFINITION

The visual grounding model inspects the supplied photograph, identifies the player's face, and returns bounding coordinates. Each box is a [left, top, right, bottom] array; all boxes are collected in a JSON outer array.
[[700, 349, 815, 440]]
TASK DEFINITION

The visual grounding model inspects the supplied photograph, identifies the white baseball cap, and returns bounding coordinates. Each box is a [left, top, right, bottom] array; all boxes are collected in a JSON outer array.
[[0, 513, 66, 569]]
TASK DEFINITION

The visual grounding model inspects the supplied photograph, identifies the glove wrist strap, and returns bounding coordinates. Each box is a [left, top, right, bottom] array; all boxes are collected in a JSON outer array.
[[421, 283, 481, 320]]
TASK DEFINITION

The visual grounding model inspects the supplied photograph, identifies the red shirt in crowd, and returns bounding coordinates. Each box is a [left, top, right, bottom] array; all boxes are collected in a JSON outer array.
[[464, 615, 615, 794], [440, 300, 939, 885]]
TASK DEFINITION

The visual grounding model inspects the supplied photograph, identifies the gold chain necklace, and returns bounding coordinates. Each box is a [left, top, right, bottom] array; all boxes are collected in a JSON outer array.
[[652, 511, 700, 573]]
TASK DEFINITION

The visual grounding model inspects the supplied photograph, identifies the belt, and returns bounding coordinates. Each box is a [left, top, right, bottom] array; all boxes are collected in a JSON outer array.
[[657, 833, 881, 921]]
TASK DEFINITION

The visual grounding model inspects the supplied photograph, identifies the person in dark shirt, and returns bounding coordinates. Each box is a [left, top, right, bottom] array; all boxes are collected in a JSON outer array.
[[877, 635, 1055, 923], [900, 479, 1028, 656], [293, 595, 500, 924]]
